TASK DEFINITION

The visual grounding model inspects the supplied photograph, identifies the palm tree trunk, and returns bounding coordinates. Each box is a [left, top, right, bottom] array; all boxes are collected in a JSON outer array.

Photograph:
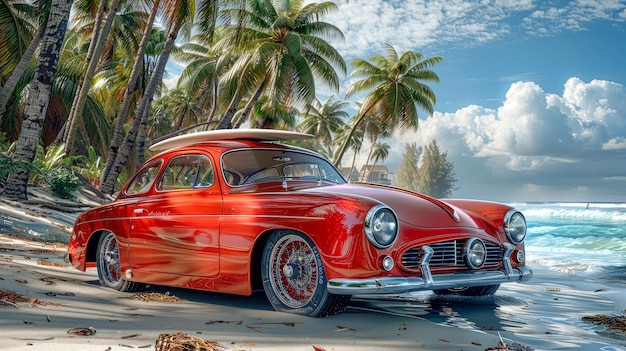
[[333, 111, 367, 167], [360, 146, 375, 182], [215, 94, 242, 130], [98, 0, 161, 193], [64, 0, 123, 155], [346, 145, 360, 183], [99, 21, 179, 194], [0, 25, 45, 120], [1, 0, 72, 200], [202, 79, 219, 130], [233, 82, 265, 128], [134, 101, 153, 165]]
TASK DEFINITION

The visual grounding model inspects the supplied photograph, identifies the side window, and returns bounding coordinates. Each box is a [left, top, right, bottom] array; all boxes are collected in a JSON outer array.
[[195, 156, 214, 188], [157, 154, 215, 191], [126, 160, 162, 195]]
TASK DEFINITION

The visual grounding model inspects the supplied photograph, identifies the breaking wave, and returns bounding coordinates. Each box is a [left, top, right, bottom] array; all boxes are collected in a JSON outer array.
[[512, 203, 626, 272]]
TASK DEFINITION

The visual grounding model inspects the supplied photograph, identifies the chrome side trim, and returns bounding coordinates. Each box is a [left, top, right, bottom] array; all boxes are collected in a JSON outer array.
[[327, 265, 533, 295]]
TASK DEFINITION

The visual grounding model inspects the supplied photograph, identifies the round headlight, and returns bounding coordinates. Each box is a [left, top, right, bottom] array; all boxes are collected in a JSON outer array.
[[504, 210, 527, 244], [464, 238, 486, 269], [365, 205, 398, 248]]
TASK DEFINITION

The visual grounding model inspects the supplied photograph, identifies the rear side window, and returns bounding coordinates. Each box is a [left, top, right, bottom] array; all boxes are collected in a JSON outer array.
[[157, 154, 215, 191], [126, 160, 163, 195]]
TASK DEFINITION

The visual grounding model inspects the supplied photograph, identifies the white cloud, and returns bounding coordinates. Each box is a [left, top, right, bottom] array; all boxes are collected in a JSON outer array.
[[602, 137, 626, 150], [319, 0, 626, 63], [324, 0, 533, 60], [523, 0, 626, 33], [383, 77, 626, 201]]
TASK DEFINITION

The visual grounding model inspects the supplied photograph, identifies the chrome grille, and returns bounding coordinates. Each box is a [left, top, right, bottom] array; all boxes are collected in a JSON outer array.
[[401, 240, 503, 269]]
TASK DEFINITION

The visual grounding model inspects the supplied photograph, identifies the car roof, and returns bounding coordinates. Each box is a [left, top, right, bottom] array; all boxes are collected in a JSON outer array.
[[149, 129, 314, 151]]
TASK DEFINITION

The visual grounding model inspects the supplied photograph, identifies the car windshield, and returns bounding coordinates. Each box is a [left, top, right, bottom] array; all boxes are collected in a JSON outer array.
[[221, 149, 347, 186]]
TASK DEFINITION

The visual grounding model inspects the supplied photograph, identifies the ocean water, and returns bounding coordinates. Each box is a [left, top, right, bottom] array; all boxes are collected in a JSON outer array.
[[513, 202, 626, 274]]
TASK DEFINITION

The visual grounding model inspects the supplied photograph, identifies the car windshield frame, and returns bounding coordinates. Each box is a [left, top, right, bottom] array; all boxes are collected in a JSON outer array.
[[220, 148, 347, 187]]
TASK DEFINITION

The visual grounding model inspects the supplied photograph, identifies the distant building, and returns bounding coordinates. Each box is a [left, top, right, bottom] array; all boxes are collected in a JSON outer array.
[[357, 165, 392, 185], [338, 166, 359, 184]]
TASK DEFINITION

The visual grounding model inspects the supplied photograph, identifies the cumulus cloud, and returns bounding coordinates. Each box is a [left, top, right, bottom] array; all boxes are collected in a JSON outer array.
[[388, 78, 626, 201]]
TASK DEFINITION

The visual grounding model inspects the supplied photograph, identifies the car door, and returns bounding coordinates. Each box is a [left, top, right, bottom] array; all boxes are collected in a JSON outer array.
[[129, 153, 222, 277]]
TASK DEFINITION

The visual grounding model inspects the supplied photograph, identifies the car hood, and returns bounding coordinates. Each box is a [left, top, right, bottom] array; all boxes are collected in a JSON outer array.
[[307, 183, 479, 229]]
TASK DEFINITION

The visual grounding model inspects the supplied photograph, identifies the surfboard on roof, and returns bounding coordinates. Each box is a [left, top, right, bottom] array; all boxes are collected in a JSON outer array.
[[148, 129, 314, 151]]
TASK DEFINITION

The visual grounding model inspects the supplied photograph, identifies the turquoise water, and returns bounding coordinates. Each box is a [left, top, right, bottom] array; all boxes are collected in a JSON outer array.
[[514, 202, 626, 271]]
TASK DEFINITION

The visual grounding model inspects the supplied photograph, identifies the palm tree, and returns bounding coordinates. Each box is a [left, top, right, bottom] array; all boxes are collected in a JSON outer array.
[[0, 25, 109, 154], [215, 0, 346, 130], [99, 0, 195, 194], [98, 0, 165, 194], [1, 0, 72, 200], [0, 0, 46, 121], [334, 118, 363, 182], [251, 95, 297, 129], [0, 0, 37, 80], [298, 96, 349, 152], [62, 0, 127, 156], [333, 43, 442, 167], [359, 140, 389, 182], [173, 31, 229, 130]]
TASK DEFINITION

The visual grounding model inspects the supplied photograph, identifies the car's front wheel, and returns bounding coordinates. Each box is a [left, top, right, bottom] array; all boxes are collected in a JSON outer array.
[[96, 232, 146, 292], [433, 284, 500, 296], [261, 230, 349, 317]]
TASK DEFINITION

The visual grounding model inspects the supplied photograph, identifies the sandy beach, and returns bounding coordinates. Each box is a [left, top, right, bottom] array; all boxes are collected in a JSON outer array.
[[1, 188, 625, 351]]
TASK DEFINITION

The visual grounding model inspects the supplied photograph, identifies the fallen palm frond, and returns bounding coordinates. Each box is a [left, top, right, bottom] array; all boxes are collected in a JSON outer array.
[[155, 332, 221, 351], [120, 291, 182, 302], [0, 288, 60, 307], [582, 313, 626, 333]]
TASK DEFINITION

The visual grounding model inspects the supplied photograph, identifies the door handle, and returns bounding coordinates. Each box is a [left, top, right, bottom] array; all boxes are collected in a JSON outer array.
[[134, 208, 148, 214]]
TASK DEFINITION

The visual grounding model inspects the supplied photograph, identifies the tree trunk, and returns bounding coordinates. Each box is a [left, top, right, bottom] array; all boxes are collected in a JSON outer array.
[[64, 0, 122, 155], [215, 94, 242, 130], [134, 101, 153, 165], [233, 83, 265, 129], [0, 26, 45, 120], [202, 79, 219, 130], [360, 146, 374, 182], [99, 0, 160, 192], [1, 0, 72, 200], [99, 21, 178, 194], [346, 145, 360, 183], [333, 112, 366, 167]]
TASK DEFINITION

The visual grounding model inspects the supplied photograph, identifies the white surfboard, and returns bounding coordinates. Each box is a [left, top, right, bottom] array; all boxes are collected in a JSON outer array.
[[149, 129, 314, 151]]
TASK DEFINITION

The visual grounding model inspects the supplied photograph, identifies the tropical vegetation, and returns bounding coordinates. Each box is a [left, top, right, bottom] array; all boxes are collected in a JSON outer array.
[[0, 0, 447, 200], [395, 140, 458, 198]]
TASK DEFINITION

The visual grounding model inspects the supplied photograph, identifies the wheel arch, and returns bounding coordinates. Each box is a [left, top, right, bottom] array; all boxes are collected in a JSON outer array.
[[85, 230, 109, 264]]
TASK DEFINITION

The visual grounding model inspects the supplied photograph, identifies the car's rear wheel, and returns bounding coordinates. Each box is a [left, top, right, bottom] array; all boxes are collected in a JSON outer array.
[[261, 230, 349, 317], [96, 232, 146, 292], [433, 284, 500, 296]]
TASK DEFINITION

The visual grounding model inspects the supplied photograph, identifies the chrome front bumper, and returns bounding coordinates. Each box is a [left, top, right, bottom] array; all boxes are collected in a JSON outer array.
[[327, 243, 533, 295]]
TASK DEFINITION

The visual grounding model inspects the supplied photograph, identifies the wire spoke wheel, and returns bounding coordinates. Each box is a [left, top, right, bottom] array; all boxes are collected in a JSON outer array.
[[96, 232, 146, 292], [261, 230, 349, 317], [97, 232, 122, 287], [269, 234, 318, 308]]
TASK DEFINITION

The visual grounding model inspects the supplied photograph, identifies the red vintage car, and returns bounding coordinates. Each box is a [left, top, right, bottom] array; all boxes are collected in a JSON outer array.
[[67, 129, 532, 317]]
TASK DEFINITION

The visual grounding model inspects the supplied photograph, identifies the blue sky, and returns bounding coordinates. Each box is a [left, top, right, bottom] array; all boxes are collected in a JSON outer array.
[[316, 0, 626, 202]]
